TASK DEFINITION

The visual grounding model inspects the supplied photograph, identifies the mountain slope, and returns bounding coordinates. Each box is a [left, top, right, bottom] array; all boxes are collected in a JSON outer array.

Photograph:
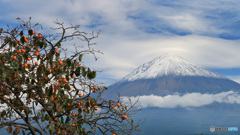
[[105, 55, 240, 97], [121, 55, 225, 82]]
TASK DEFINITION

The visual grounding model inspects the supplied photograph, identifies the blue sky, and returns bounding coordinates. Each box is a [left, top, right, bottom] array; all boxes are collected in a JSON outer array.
[[0, 0, 240, 85]]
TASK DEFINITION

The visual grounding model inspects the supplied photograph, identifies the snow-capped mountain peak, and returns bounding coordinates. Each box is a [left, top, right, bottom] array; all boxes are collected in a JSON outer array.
[[121, 55, 225, 82]]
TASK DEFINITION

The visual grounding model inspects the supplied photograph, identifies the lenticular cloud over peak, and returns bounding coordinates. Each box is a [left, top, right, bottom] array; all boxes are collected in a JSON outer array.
[[121, 91, 240, 108]]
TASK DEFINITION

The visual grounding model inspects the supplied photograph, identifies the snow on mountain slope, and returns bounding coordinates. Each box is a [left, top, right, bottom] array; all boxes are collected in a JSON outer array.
[[121, 55, 225, 82]]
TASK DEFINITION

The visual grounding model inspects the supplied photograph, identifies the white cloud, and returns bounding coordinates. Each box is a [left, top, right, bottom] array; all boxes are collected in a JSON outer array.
[[1, 0, 240, 85], [121, 91, 240, 108], [92, 34, 240, 81], [165, 14, 226, 34]]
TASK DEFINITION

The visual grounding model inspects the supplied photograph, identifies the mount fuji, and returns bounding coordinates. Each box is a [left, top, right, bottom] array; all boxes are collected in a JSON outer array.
[[103, 55, 240, 135], [104, 55, 240, 135], [105, 55, 240, 97]]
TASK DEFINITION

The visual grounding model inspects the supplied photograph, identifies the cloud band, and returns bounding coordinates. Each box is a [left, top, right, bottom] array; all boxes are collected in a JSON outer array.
[[121, 91, 240, 108]]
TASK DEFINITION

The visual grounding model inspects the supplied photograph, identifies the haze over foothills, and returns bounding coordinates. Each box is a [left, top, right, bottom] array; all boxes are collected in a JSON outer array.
[[0, 0, 240, 86]]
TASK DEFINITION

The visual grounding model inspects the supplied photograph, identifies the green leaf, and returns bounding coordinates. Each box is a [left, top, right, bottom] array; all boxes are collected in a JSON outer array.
[[41, 80, 46, 87], [85, 102, 89, 108], [45, 69, 50, 76], [87, 68, 91, 72], [31, 79, 35, 85], [61, 117, 64, 124], [82, 67, 86, 77], [1, 110, 6, 117], [48, 87, 52, 98], [26, 89, 31, 95], [64, 83, 70, 90], [49, 85, 53, 92], [82, 72, 87, 77], [28, 29, 33, 36], [78, 108, 82, 115], [131, 119, 134, 125], [20, 30, 23, 36], [59, 90, 64, 97], [70, 70, 74, 76], [75, 67, 80, 77], [55, 54, 60, 62], [79, 54, 83, 62], [71, 63, 74, 70], [66, 71, 70, 81], [18, 55, 22, 64], [87, 71, 96, 80], [45, 114, 49, 120], [103, 86, 108, 90], [124, 106, 128, 110], [20, 36, 25, 44], [56, 42, 61, 48], [43, 41, 47, 48], [12, 40, 17, 47], [9, 41, 13, 50], [34, 23, 39, 27], [38, 40, 43, 48], [66, 58, 71, 67], [25, 107, 30, 114]]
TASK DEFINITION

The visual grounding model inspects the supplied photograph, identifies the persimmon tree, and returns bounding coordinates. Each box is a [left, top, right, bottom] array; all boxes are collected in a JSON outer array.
[[0, 18, 143, 135]]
